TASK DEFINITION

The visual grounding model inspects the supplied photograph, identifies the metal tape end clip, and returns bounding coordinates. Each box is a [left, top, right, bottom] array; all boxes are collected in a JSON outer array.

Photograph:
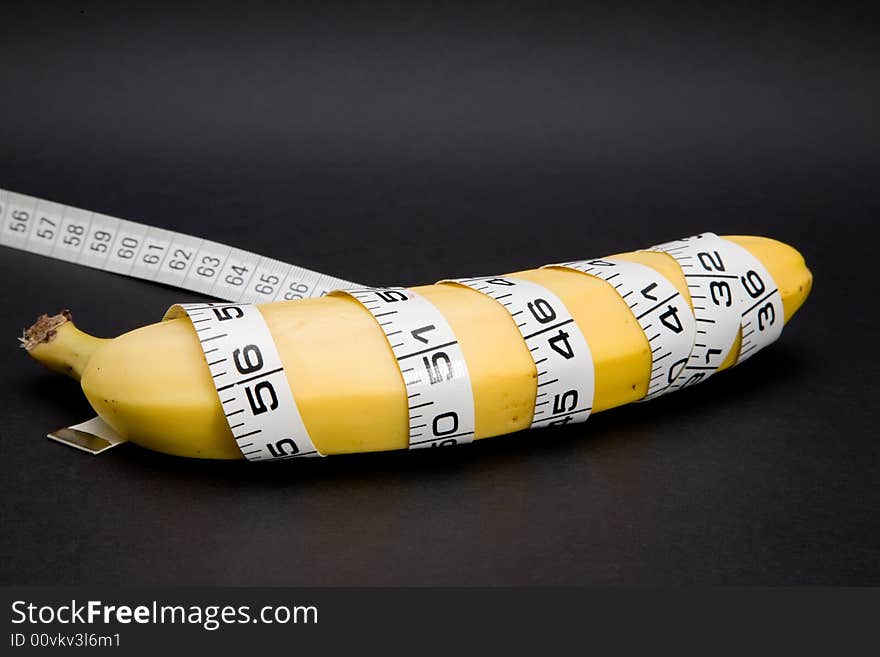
[[47, 416, 128, 455]]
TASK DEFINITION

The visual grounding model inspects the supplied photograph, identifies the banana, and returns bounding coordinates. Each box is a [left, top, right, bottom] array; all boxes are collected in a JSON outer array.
[[23, 235, 812, 460]]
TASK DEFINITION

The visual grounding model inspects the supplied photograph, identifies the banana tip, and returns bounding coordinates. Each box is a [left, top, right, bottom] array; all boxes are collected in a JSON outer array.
[[20, 310, 73, 351]]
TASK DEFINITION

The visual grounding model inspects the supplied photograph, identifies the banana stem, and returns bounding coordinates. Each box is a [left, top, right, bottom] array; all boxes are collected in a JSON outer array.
[[21, 311, 108, 381]]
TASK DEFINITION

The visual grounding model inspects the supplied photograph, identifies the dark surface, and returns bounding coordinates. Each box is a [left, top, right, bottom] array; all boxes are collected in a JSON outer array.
[[1, 3, 877, 585]]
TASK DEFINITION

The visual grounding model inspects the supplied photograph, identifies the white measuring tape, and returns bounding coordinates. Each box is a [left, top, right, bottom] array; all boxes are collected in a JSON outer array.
[[441, 276, 595, 428], [340, 288, 476, 448], [1, 186, 356, 460], [164, 302, 322, 460], [541, 259, 694, 400], [647, 232, 785, 391], [3, 188, 785, 460], [0, 187, 355, 302]]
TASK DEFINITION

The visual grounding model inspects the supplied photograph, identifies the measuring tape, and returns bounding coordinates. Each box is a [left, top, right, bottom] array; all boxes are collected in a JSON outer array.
[[340, 288, 476, 448], [541, 259, 694, 400], [3, 188, 785, 460], [647, 232, 785, 392], [164, 302, 322, 460], [441, 276, 595, 428], [1, 186, 356, 460], [0, 187, 356, 302]]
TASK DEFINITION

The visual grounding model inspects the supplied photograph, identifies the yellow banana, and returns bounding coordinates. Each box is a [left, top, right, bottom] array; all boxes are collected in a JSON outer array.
[[23, 234, 812, 460]]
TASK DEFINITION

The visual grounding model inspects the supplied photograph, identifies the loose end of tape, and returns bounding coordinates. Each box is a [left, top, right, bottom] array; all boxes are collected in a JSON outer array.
[[47, 416, 128, 455]]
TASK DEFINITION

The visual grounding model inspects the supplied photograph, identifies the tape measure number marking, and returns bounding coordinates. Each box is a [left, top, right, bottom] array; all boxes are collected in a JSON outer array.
[[166, 302, 322, 461], [649, 233, 783, 390], [0, 187, 356, 302], [723, 242, 784, 364], [343, 288, 476, 449], [444, 276, 595, 428]]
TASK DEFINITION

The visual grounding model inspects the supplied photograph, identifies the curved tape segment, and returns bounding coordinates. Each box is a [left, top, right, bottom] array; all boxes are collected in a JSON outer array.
[[165, 302, 322, 461], [339, 288, 476, 449], [443, 276, 595, 428]]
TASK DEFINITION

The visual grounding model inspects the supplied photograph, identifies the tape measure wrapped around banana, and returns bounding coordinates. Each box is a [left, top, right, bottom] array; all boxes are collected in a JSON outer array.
[[22, 233, 812, 461]]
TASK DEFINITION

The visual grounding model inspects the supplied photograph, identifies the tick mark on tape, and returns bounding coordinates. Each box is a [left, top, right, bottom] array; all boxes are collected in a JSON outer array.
[[741, 289, 779, 315], [687, 273, 738, 279], [522, 318, 574, 340], [396, 340, 458, 361], [215, 366, 285, 392], [635, 292, 678, 320]]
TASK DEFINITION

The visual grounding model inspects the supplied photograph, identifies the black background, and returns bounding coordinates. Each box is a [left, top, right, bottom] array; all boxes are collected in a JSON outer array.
[[1, 2, 877, 585]]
